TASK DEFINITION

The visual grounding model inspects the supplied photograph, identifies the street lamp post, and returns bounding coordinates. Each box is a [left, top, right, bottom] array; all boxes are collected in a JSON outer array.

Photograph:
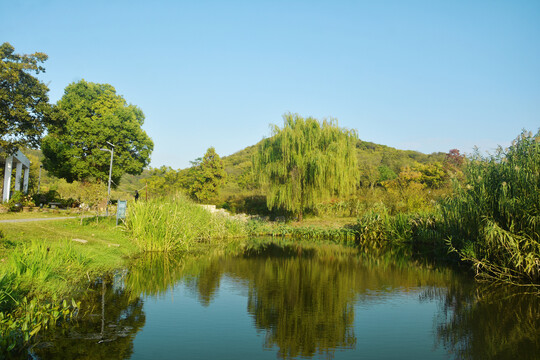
[[100, 142, 115, 216], [38, 164, 42, 193]]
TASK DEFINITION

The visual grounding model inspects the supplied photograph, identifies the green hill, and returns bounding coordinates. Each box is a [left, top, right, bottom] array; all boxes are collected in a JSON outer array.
[[218, 138, 447, 195]]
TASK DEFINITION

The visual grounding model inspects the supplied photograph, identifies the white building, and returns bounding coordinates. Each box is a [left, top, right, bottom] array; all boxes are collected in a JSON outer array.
[[1, 149, 31, 202]]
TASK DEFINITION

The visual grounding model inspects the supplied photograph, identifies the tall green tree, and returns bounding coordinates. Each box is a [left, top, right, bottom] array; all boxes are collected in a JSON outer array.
[[0, 43, 52, 154], [189, 147, 226, 202], [254, 114, 359, 220], [42, 80, 153, 186]]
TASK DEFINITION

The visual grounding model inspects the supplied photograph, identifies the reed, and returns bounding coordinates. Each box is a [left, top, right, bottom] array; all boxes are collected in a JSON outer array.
[[126, 195, 248, 252], [441, 130, 540, 283], [349, 130, 540, 283]]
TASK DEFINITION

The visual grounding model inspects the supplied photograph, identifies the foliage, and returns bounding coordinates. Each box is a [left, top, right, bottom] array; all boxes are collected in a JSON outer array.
[[188, 147, 227, 202], [254, 114, 359, 220], [246, 220, 356, 244], [78, 181, 107, 213], [112, 131, 448, 216], [220, 195, 277, 216], [144, 166, 183, 197], [42, 80, 153, 185], [377, 165, 397, 182], [445, 148, 465, 168], [0, 296, 79, 354], [126, 195, 247, 252], [0, 239, 90, 353], [6, 191, 23, 212], [443, 130, 540, 283], [0, 43, 52, 154]]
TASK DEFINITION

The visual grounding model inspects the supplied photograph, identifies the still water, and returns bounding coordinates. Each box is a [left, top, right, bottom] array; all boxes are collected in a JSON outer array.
[[33, 240, 538, 359]]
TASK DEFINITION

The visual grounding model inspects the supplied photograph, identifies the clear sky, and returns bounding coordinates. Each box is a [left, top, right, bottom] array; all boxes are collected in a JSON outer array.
[[2, 0, 539, 169]]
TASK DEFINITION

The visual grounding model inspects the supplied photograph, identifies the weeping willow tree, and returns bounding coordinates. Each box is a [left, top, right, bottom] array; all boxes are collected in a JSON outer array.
[[254, 114, 359, 221]]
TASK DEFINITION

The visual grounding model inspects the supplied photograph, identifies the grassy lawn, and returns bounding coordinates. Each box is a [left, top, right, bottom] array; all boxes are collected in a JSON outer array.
[[0, 217, 137, 296]]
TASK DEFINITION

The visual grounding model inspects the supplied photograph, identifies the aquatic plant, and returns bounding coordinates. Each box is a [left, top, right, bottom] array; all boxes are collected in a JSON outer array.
[[0, 296, 79, 354]]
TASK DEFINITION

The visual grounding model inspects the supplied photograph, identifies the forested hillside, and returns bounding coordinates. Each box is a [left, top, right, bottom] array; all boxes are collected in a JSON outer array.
[[218, 139, 447, 196]]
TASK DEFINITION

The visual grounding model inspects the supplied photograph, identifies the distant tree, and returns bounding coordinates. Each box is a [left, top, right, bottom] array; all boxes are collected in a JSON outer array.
[[189, 147, 226, 202], [0, 43, 52, 154], [446, 148, 465, 168], [414, 162, 447, 188], [145, 166, 182, 196], [42, 80, 153, 186], [377, 165, 397, 183], [254, 114, 359, 221], [177, 157, 202, 190]]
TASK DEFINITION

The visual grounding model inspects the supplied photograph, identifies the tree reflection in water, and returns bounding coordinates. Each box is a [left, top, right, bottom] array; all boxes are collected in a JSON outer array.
[[435, 284, 539, 360], [31, 275, 146, 360], [29, 240, 540, 360]]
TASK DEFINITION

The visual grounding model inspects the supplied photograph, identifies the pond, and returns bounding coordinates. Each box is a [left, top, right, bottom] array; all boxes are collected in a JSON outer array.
[[30, 240, 538, 360]]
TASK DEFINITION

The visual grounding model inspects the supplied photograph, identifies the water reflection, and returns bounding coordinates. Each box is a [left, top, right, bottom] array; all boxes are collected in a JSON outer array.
[[436, 285, 539, 359], [32, 240, 539, 360], [33, 275, 145, 359]]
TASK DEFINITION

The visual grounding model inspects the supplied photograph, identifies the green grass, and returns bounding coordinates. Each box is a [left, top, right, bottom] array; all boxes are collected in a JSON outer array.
[[0, 216, 137, 354], [126, 195, 248, 252], [0, 217, 136, 273], [0, 209, 79, 220], [0, 217, 137, 296]]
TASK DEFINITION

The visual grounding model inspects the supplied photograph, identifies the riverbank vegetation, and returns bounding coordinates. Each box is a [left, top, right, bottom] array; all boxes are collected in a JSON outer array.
[[126, 195, 246, 252], [0, 217, 137, 355]]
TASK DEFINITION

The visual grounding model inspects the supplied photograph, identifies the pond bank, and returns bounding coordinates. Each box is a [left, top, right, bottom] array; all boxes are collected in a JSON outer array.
[[0, 216, 139, 354]]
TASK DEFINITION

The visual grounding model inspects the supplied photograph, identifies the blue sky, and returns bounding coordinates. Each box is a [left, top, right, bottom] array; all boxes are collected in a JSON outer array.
[[2, 0, 539, 169]]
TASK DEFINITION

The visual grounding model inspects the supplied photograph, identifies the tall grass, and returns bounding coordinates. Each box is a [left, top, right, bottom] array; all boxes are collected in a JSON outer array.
[[442, 130, 540, 283], [0, 240, 86, 354], [0, 240, 92, 301], [126, 195, 248, 252]]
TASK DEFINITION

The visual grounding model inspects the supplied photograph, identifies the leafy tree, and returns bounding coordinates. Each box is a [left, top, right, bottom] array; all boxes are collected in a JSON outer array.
[[145, 166, 182, 196], [189, 147, 226, 202], [0, 43, 52, 154], [446, 148, 465, 167], [178, 157, 202, 190], [254, 114, 359, 220], [415, 162, 447, 188], [42, 80, 153, 186], [377, 165, 397, 183]]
